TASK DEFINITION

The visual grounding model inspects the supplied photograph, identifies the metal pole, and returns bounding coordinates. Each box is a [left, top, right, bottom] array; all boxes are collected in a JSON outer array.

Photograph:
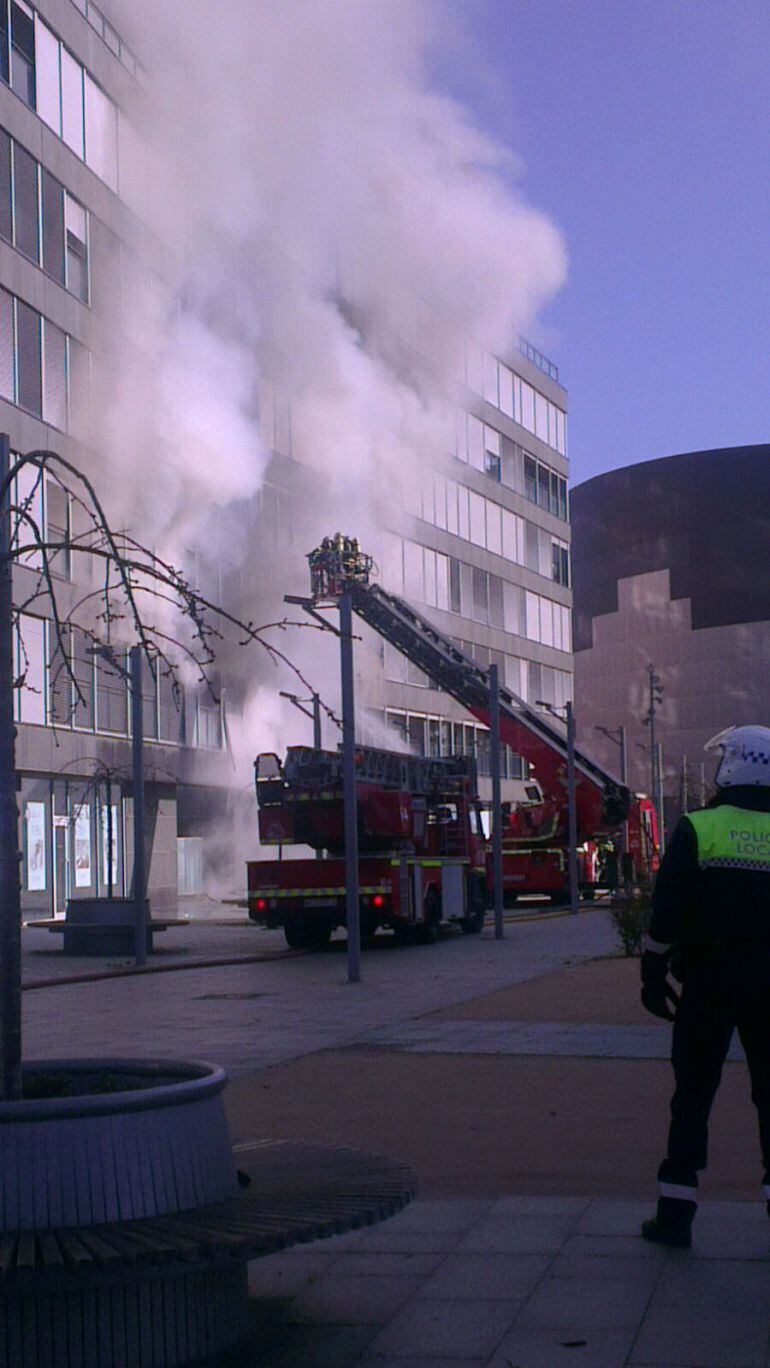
[[681, 753, 688, 817], [0, 434, 21, 1100], [656, 741, 666, 854], [566, 700, 579, 914], [339, 592, 360, 983], [648, 667, 657, 807], [130, 645, 147, 968], [313, 693, 323, 860], [619, 723, 629, 886], [699, 761, 706, 808], [489, 663, 504, 940]]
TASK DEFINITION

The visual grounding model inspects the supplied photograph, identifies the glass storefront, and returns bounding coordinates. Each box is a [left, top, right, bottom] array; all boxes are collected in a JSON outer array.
[[19, 775, 125, 919]]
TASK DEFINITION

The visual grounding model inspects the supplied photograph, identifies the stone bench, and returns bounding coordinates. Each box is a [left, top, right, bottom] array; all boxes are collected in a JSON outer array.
[[27, 906, 183, 956], [0, 1140, 414, 1367]]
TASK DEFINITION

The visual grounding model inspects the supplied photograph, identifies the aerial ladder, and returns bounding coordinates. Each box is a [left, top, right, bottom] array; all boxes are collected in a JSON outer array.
[[306, 535, 631, 849]]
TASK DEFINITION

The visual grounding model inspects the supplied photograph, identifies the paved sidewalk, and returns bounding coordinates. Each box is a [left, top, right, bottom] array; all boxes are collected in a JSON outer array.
[[233, 1196, 770, 1367]]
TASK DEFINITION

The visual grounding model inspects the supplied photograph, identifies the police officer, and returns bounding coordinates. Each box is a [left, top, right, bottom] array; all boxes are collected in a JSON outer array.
[[640, 725, 770, 1248]]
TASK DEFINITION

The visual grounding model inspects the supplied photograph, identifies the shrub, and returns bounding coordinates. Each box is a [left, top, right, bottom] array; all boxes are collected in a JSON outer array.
[[608, 886, 652, 957]]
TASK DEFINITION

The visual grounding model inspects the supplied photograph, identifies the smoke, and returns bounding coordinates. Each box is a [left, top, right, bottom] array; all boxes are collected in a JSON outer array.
[[106, 0, 566, 881]]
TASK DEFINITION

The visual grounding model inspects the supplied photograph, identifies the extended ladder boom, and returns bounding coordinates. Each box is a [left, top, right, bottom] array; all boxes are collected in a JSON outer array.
[[306, 536, 630, 842]]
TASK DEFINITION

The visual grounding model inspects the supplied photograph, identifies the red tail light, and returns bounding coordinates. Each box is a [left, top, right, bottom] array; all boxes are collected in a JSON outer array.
[[256, 898, 267, 911], [372, 894, 384, 908]]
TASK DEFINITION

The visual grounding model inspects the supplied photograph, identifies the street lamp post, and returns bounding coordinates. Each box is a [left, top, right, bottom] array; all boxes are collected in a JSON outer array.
[[489, 663, 504, 940], [339, 591, 361, 984], [644, 664, 664, 852]]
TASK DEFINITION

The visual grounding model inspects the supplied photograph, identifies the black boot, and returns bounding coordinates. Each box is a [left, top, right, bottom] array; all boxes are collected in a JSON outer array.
[[641, 1196, 696, 1248]]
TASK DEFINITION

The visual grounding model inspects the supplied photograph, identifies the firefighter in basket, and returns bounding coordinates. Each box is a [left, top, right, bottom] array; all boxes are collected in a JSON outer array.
[[640, 725, 770, 1248]]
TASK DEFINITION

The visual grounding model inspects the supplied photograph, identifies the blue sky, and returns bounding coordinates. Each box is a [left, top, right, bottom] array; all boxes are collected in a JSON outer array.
[[441, 0, 770, 486]]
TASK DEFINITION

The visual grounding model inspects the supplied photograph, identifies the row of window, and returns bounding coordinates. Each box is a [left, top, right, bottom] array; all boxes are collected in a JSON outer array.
[[15, 613, 225, 749], [408, 467, 570, 588], [464, 340, 567, 456], [380, 534, 571, 652], [383, 708, 525, 781], [383, 636, 572, 715], [0, 284, 89, 429], [69, 0, 141, 78], [454, 413, 568, 520], [1, 0, 121, 193], [0, 125, 89, 299]]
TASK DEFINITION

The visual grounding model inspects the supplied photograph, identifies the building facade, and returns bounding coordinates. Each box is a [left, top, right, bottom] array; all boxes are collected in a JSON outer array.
[[0, 0, 234, 916], [0, 0, 573, 910], [571, 445, 770, 825]]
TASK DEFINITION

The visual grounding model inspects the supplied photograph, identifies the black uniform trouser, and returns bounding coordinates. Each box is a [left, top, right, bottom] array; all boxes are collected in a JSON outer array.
[[659, 957, 770, 1199]]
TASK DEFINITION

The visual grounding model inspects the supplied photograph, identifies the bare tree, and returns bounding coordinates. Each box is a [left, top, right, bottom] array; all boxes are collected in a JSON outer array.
[[0, 439, 328, 1100]]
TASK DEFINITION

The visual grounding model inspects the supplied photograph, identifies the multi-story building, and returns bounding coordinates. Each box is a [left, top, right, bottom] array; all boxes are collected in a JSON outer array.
[[0, 0, 235, 917], [1, 0, 573, 912], [374, 339, 571, 795], [571, 445, 770, 826]]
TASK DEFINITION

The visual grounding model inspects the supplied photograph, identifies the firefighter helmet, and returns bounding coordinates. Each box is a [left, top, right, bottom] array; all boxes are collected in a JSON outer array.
[[704, 725, 770, 788]]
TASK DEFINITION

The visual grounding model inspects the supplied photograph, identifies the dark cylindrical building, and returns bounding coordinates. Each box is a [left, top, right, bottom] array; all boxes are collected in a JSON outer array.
[[571, 445, 770, 825]]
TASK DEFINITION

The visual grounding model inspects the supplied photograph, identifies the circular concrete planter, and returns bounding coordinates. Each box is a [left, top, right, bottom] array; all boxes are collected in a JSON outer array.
[[0, 1058, 237, 1230], [0, 1059, 243, 1367]]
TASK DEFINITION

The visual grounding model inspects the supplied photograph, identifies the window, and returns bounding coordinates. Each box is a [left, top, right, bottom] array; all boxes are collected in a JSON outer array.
[[524, 454, 537, 504], [499, 364, 514, 419], [469, 490, 485, 546], [486, 501, 502, 556], [482, 351, 499, 407], [72, 627, 94, 729], [67, 337, 90, 440], [159, 669, 183, 743], [0, 289, 14, 401], [47, 623, 70, 724], [467, 415, 484, 472], [537, 463, 550, 511], [45, 476, 70, 577], [64, 193, 88, 301], [489, 574, 504, 628], [96, 648, 127, 733], [61, 47, 84, 157], [472, 567, 488, 624], [16, 614, 45, 723], [13, 142, 39, 263], [34, 15, 60, 134], [484, 425, 501, 480], [10, 1, 35, 108], [0, 3, 8, 84], [449, 557, 461, 614], [43, 319, 67, 429], [41, 168, 64, 283], [0, 130, 10, 243], [16, 299, 41, 415], [84, 73, 117, 191]]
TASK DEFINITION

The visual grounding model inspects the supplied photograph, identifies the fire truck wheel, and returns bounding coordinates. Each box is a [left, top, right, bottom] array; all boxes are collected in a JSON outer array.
[[283, 917, 332, 951], [417, 889, 442, 945]]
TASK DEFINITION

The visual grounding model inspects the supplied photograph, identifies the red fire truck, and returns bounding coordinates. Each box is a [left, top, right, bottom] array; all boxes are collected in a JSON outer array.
[[247, 744, 488, 948]]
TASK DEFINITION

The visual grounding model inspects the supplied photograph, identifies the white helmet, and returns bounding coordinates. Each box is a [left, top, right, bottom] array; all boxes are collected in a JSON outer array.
[[704, 725, 770, 788]]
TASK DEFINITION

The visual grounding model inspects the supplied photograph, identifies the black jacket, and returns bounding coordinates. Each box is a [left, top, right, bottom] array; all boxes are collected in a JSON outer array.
[[650, 786, 770, 956]]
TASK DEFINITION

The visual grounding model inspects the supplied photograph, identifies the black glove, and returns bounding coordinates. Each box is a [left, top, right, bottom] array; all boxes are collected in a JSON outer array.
[[641, 950, 681, 1021]]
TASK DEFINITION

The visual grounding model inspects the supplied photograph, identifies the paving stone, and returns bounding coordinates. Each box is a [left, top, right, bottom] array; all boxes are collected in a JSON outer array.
[[288, 1272, 421, 1325], [547, 1251, 661, 1285], [630, 1300, 768, 1367], [347, 1227, 470, 1254], [650, 1255, 770, 1309], [562, 1233, 668, 1261], [575, 1197, 654, 1234], [247, 1248, 340, 1298], [487, 1328, 637, 1368], [331, 1252, 445, 1279], [488, 1194, 590, 1218], [515, 1274, 652, 1331], [362, 1359, 488, 1368], [415, 1251, 552, 1300], [456, 1214, 572, 1254], [365, 1296, 522, 1359], [384, 1199, 493, 1232], [236, 1320, 378, 1368]]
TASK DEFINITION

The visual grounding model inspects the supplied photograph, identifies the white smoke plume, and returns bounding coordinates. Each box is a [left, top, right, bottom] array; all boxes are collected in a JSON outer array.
[[104, 0, 566, 878]]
